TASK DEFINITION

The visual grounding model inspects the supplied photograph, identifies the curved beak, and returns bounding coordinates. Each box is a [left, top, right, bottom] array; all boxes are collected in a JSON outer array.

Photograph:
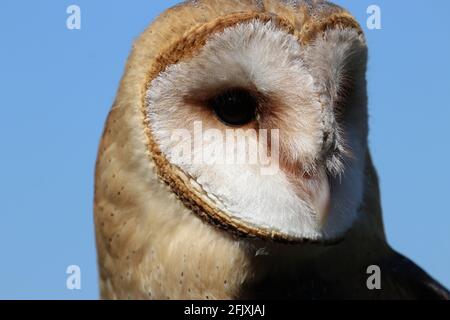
[[301, 167, 331, 227]]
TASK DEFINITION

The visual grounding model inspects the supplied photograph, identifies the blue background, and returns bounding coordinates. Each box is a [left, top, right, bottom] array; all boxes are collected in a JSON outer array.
[[0, 0, 448, 299]]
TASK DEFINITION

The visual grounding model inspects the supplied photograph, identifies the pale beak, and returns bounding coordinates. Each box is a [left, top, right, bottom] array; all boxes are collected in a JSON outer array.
[[302, 167, 331, 226]]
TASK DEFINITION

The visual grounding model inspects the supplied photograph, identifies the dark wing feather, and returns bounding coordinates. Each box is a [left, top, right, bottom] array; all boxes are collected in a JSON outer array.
[[380, 250, 450, 300]]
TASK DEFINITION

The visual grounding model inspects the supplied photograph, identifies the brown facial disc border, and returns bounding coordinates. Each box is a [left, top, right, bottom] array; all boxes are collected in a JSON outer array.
[[140, 11, 362, 244]]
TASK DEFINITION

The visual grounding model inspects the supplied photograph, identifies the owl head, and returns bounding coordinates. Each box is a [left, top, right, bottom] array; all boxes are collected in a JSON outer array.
[[144, 0, 369, 243], [97, 0, 371, 246]]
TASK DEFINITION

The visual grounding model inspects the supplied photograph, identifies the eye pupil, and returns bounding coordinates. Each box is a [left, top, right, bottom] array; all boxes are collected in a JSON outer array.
[[208, 88, 257, 126]]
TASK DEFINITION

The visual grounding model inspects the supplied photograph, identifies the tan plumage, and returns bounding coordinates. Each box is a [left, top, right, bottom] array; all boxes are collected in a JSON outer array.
[[94, 0, 449, 299]]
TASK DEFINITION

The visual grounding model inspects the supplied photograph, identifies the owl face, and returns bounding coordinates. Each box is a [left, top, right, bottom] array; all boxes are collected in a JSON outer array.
[[145, 16, 368, 242]]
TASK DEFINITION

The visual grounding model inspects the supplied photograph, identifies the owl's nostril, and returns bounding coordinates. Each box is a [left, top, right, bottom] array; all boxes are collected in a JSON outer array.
[[302, 171, 313, 180], [321, 130, 338, 160]]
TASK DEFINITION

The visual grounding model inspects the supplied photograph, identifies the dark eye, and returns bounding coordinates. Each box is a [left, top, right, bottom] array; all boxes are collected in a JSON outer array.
[[208, 88, 257, 126]]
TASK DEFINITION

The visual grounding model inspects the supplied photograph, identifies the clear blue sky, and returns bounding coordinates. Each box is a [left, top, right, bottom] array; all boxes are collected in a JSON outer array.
[[0, 0, 448, 299]]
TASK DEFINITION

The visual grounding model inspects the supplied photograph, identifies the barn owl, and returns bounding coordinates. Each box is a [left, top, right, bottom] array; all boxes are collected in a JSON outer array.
[[94, 0, 450, 299]]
